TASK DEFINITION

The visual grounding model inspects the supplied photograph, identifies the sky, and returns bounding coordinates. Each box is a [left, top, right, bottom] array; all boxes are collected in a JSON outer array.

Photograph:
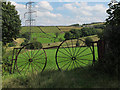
[[8, 0, 112, 26]]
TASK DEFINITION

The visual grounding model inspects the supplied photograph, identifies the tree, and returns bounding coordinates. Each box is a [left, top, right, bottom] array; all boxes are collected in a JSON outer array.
[[104, 2, 120, 54], [70, 29, 80, 39], [64, 32, 72, 40], [99, 1, 120, 75], [2, 2, 21, 45]]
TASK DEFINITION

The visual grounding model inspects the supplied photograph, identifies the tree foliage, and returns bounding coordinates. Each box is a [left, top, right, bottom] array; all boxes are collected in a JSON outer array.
[[64, 28, 99, 40], [98, 2, 120, 75], [104, 2, 120, 54], [64, 32, 72, 40], [2, 2, 21, 45]]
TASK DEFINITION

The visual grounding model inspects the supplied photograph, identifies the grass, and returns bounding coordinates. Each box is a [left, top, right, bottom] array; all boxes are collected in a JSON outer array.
[[20, 26, 61, 34], [31, 33, 65, 44], [40, 26, 61, 33], [2, 66, 119, 88], [58, 26, 82, 32]]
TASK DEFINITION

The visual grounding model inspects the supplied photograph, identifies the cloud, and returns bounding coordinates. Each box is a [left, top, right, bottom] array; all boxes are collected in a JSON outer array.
[[35, 1, 53, 11], [10, 1, 108, 26], [11, 1, 26, 9], [58, 2, 107, 16]]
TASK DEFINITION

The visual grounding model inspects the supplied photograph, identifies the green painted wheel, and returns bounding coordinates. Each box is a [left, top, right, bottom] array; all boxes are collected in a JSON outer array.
[[55, 39, 93, 71], [16, 43, 47, 75]]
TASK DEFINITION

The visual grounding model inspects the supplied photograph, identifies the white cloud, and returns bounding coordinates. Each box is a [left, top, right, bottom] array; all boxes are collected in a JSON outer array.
[[11, 1, 26, 9], [58, 2, 107, 16], [35, 1, 53, 11]]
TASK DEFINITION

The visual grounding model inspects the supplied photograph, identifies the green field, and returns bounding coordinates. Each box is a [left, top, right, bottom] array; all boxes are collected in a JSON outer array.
[[31, 33, 65, 44], [20, 26, 61, 34], [58, 26, 82, 32]]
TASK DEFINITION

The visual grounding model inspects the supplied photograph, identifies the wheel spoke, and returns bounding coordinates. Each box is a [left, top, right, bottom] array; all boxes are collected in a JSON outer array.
[[17, 61, 27, 63], [77, 53, 92, 58], [19, 63, 28, 73], [73, 61, 76, 69], [65, 61, 72, 71], [24, 62, 30, 75], [33, 51, 44, 59], [18, 56, 28, 60], [58, 59, 71, 63], [31, 63, 34, 73], [65, 42, 72, 56], [75, 60, 84, 69], [24, 50, 31, 59], [17, 62, 28, 68], [75, 47, 89, 57], [71, 39, 74, 56], [73, 42, 78, 56], [59, 50, 71, 58], [60, 60, 71, 69], [31, 63, 38, 72], [32, 62, 42, 70], [61, 46, 72, 56], [34, 57, 45, 61], [21, 53, 29, 60], [34, 60, 45, 65], [74, 60, 79, 68], [77, 58, 93, 61], [57, 56, 71, 59], [32, 50, 41, 59], [74, 42, 84, 57], [76, 59, 87, 65], [31, 50, 35, 58]]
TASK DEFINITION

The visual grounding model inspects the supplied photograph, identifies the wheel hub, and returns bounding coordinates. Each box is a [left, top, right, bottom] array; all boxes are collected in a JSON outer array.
[[72, 57, 76, 60], [29, 59, 33, 62]]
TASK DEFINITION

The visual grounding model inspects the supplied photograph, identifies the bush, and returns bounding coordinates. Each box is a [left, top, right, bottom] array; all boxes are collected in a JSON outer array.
[[76, 41, 80, 46], [96, 30, 104, 39], [20, 39, 29, 46], [8, 42, 15, 47], [85, 37, 93, 47], [64, 32, 72, 40], [59, 38, 64, 42], [25, 41, 43, 49], [20, 32, 30, 40]]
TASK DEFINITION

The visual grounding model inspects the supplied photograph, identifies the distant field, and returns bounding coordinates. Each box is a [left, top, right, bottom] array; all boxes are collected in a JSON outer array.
[[40, 26, 61, 33], [20, 26, 43, 34], [20, 26, 61, 34], [58, 26, 82, 32]]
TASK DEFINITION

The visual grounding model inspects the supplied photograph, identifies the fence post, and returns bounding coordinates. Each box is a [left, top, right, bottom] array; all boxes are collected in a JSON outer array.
[[92, 43, 95, 65], [97, 40, 105, 62]]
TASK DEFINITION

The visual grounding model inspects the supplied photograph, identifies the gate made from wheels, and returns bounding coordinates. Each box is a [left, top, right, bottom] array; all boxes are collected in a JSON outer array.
[[55, 38, 96, 71], [10, 43, 47, 75], [8, 39, 103, 75]]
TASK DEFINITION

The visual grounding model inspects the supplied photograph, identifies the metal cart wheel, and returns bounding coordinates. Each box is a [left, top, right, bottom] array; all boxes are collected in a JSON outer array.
[[15, 43, 47, 75], [55, 39, 93, 71]]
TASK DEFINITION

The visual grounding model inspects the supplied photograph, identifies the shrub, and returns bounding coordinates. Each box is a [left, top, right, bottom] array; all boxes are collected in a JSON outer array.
[[85, 37, 93, 47], [59, 38, 64, 42], [64, 32, 72, 40], [8, 42, 15, 47], [76, 41, 80, 46], [21, 32, 30, 40], [20, 39, 29, 46], [25, 41, 43, 49]]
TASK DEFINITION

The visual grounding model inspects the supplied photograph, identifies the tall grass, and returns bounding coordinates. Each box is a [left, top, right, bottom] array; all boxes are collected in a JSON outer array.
[[2, 66, 119, 88]]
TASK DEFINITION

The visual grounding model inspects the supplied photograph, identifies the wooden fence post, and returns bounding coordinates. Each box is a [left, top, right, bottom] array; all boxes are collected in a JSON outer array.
[[92, 43, 95, 65], [97, 40, 105, 62]]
